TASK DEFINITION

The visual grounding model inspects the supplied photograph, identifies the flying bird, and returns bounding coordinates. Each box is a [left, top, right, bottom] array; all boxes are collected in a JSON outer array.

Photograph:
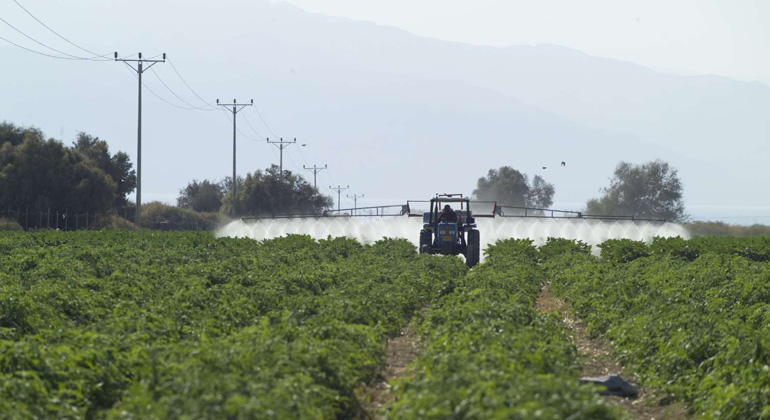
[[561, 161, 566, 167], [542, 166, 547, 170]]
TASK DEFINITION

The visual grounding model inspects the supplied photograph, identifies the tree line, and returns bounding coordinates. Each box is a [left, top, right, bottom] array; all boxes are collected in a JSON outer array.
[[177, 165, 332, 216], [473, 161, 686, 222], [0, 122, 135, 215], [1, 121, 687, 229]]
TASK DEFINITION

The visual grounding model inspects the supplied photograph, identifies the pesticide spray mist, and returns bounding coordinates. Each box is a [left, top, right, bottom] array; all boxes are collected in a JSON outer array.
[[217, 217, 690, 255]]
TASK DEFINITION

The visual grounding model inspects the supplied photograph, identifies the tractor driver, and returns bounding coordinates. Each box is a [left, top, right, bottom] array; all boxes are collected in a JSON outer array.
[[438, 204, 458, 223]]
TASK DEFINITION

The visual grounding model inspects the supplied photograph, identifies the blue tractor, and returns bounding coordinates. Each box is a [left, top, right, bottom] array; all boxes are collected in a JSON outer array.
[[419, 197, 480, 268]]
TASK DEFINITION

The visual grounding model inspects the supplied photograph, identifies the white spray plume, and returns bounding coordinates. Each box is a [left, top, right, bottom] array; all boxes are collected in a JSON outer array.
[[216, 216, 690, 254]]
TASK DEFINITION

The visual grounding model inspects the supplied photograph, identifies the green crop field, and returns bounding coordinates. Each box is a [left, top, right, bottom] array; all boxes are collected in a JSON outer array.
[[2, 231, 770, 419], [543, 236, 770, 420]]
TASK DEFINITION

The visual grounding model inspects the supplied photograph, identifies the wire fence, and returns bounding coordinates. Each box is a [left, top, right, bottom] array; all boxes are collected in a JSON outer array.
[[0, 207, 135, 231]]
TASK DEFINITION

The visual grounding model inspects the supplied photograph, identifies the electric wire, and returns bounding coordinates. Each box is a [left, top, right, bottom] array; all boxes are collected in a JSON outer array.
[[166, 57, 218, 110], [285, 148, 303, 174], [122, 64, 207, 111], [0, 15, 109, 61], [265, 142, 281, 162], [295, 143, 311, 166], [11, 0, 112, 59], [219, 108, 260, 142], [247, 101, 301, 171], [164, 56, 289, 171], [149, 67, 217, 111], [1, 4, 299, 180], [324, 166, 338, 190], [0, 33, 84, 60], [252, 106, 279, 138], [240, 112, 266, 139]]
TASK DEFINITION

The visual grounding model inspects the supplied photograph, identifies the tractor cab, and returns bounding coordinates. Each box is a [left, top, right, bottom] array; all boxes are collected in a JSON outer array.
[[419, 196, 480, 267]]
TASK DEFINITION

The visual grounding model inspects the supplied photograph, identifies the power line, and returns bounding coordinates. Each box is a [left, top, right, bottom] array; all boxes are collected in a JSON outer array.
[[284, 147, 304, 173], [323, 167, 337, 189], [165, 57, 218, 109], [295, 142, 311, 166], [149, 67, 216, 111], [0, 15, 108, 61], [122, 65, 203, 111], [0, 33, 82, 60], [241, 112, 266, 139], [252, 106, 278, 138], [11, 0, 111, 59], [221, 110, 259, 142]]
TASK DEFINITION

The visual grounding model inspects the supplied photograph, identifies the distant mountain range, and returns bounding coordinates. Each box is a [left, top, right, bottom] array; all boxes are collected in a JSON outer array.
[[2, 0, 768, 217]]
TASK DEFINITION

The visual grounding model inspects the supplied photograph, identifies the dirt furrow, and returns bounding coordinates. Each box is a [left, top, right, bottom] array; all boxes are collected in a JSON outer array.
[[536, 283, 689, 420], [361, 315, 424, 419]]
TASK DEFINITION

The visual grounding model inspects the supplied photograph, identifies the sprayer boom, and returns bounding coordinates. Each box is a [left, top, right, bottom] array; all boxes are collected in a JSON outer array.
[[241, 200, 667, 223]]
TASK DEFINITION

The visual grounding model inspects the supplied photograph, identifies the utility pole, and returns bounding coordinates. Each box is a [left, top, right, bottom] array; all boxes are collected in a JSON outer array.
[[267, 137, 297, 178], [303, 164, 327, 189], [217, 98, 253, 203], [347, 193, 364, 216], [329, 185, 349, 213], [115, 51, 166, 227]]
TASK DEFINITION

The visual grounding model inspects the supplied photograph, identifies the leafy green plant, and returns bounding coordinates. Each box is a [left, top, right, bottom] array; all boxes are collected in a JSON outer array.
[[539, 237, 592, 261], [0, 231, 466, 418], [546, 237, 770, 420], [597, 238, 650, 263], [389, 239, 622, 419]]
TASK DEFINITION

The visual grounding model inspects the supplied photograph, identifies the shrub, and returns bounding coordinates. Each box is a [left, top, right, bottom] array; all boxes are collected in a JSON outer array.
[[89, 213, 138, 230], [141, 201, 229, 231], [0, 218, 23, 231], [597, 239, 650, 263], [686, 221, 770, 237], [539, 237, 592, 262]]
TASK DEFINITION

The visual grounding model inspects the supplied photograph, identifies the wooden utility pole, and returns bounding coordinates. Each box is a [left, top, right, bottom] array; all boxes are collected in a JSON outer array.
[[115, 52, 166, 227], [217, 98, 253, 202]]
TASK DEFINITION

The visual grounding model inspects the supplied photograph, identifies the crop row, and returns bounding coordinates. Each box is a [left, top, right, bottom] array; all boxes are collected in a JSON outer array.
[[543, 237, 770, 420], [389, 239, 623, 419], [0, 231, 467, 419]]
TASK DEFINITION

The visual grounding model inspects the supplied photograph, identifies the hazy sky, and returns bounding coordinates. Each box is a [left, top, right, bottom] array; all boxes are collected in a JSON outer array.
[[1, 0, 769, 223], [277, 0, 770, 85]]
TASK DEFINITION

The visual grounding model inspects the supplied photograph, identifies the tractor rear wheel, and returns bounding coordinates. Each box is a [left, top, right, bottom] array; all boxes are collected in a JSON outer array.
[[419, 229, 431, 254], [466, 229, 480, 268]]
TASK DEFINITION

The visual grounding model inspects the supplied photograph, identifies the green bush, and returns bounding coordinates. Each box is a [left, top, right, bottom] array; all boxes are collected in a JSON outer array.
[[141, 201, 229, 231], [0, 217, 23, 231], [597, 238, 650, 263], [686, 221, 770, 237], [539, 237, 592, 262], [649, 236, 700, 261], [89, 213, 138, 230]]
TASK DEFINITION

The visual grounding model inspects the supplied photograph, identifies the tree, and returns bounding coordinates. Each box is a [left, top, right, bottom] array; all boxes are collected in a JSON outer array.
[[73, 132, 136, 207], [0, 135, 116, 212], [177, 179, 226, 212], [529, 175, 555, 209], [473, 166, 555, 209], [586, 160, 687, 221], [222, 165, 333, 216], [0, 121, 43, 147]]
